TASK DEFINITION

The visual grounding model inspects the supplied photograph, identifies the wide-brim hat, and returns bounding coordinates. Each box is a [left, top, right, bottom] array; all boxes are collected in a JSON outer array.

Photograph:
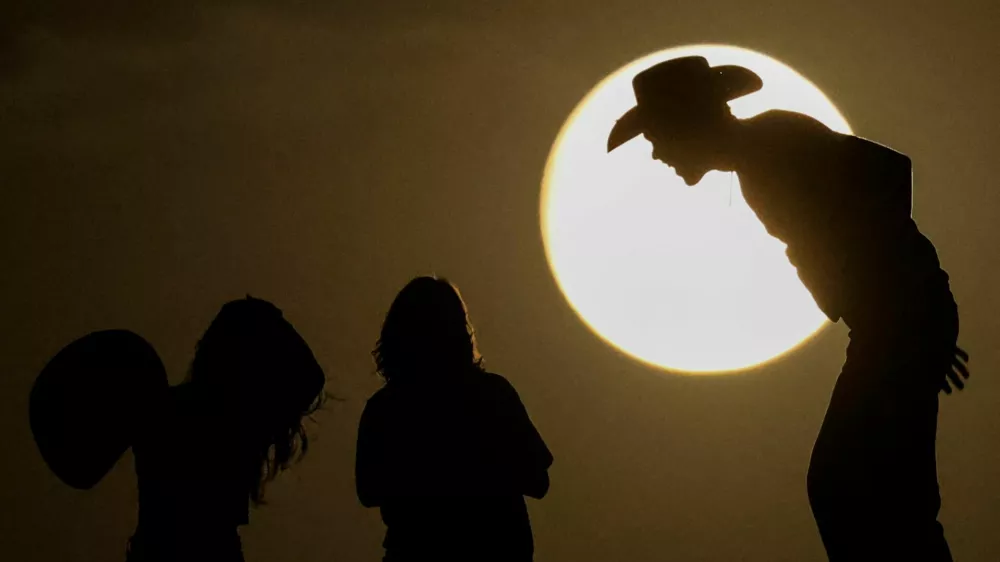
[[607, 55, 763, 152], [29, 330, 168, 489]]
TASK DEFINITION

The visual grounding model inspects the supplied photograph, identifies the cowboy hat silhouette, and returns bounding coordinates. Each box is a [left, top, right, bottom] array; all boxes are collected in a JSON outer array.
[[607, 55, 763, 152]]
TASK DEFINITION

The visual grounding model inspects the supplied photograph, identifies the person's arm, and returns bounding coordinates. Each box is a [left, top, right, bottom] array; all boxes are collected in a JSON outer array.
[[355, 399, 384, 508], [497, 378, 553, 499], [516, 404, 552, 499], [522, 461, 551, 500]]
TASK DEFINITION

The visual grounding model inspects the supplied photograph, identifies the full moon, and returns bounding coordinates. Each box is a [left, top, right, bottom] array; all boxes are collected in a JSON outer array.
[[540, 45, 852, 374]]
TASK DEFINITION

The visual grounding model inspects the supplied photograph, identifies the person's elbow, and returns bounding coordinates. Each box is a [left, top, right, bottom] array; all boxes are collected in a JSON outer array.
[[356, 476, 383, 508], [357, 487, 382, 508], [523, 470, 550, 500], [359, 496, 382, 508]]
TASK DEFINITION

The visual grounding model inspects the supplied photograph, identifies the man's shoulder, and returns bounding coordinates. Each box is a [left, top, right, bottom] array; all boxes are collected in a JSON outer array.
[[740, 110, 841, 163], [746, 111, 911, 169], [843, 134, 912, 169], [746, 109, 836, 135]]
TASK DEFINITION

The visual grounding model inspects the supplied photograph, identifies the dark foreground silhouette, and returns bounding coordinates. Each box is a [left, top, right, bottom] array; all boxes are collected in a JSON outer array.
[[30, 297, 325, 562], [609, 56, 969, 561], [357, 276, 553, 562]]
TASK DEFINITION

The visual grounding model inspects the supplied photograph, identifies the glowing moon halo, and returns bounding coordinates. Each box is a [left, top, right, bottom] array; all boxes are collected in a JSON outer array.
[[541, 45, 852, 374]]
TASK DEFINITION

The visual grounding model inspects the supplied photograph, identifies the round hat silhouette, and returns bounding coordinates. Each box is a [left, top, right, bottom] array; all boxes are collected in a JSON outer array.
[[30, 330, 168, 489]]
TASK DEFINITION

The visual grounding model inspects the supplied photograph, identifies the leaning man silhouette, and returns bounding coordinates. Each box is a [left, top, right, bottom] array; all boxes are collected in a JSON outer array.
[[608, 56, 969, 561]]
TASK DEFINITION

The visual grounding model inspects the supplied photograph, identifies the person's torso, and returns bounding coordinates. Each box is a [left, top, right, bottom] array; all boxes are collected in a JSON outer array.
[[380, 496, 533, 560], [736, 110, 952, 324], [368, 372, 536, 560], [130, 385, 248, 561]]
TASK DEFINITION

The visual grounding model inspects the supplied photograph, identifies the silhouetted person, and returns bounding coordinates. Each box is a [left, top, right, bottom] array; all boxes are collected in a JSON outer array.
[[356, 276, 552, 562], [607, 56, 969, 561], [30, 296, 326, 562]]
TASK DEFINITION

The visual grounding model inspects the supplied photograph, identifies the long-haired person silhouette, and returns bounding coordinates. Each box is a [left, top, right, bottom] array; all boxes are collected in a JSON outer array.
[[357, 276, 553, 562], [30, 297, 326, 562]]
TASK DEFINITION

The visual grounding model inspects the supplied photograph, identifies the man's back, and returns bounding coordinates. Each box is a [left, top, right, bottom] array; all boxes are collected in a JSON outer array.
[[736, 110, 948, 324]]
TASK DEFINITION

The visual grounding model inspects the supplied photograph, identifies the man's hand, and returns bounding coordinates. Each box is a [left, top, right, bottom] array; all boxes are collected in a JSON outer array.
[[941, 346, 970, 394]]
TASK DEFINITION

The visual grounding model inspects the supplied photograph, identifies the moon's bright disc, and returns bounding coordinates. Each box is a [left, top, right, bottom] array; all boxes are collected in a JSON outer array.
[[541, 45, 852, 374]]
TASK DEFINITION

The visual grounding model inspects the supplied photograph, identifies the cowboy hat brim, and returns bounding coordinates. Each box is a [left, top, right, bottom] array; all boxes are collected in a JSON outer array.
[[607, 106, 644, 153]]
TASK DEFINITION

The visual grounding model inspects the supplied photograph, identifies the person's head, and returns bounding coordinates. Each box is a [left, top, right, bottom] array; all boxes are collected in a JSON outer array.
[[187, 296, 325, 505], [373, 276, 483, 384], [607, 56, 763, 186]]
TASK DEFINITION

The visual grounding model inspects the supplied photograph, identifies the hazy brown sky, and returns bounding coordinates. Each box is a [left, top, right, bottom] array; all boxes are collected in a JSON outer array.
[[3, 1, 999, 560]]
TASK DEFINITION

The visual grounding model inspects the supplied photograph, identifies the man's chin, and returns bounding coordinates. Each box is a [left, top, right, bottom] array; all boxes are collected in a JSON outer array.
[[663, 163, 704, 186], [680, 172, 703, 186]]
